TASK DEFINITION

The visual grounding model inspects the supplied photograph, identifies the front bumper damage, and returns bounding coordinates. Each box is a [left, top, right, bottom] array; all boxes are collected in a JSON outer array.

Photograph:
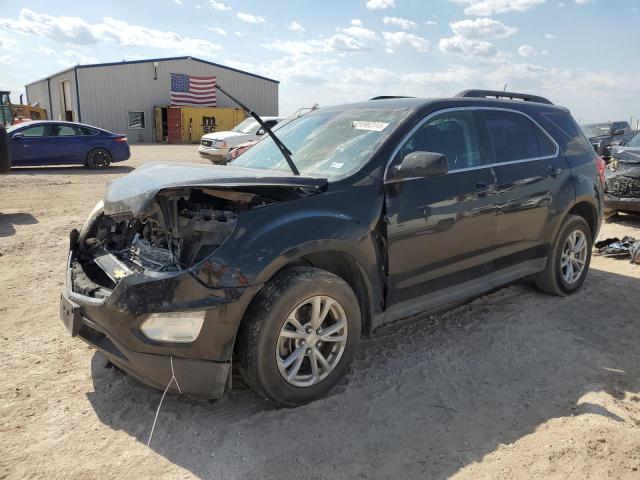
[[62, 251, 260, 398], [60, 253, 258, 399], [604, 154, 640, 213]]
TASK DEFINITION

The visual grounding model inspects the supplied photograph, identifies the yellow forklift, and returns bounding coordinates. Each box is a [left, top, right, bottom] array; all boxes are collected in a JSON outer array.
[[0, 91, 48, 126]]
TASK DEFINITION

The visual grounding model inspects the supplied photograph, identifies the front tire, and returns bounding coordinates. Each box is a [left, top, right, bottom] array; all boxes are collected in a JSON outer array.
[[86, 148, 111, 169], [237, 267, 361, 406], [534, 214, 592, 296]]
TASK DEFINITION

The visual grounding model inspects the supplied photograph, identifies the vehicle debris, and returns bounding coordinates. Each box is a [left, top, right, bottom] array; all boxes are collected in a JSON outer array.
[[594, 236, 640, 263]]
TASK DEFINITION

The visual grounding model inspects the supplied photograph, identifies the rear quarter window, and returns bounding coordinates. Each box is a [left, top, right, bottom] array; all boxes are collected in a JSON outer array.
[[541, 112, 593, 158]]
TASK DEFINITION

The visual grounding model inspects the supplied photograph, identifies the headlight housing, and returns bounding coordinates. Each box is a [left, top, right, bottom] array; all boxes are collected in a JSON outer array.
[[80, 199, 104, 237], [139, 311, 206, 343]]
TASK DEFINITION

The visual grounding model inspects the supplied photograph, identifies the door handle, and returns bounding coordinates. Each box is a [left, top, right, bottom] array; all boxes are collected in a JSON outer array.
[[475, 182, 487, 190]]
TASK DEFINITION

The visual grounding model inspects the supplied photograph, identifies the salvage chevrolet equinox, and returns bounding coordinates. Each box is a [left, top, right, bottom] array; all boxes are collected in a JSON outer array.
[[61, 90, 604, 406]]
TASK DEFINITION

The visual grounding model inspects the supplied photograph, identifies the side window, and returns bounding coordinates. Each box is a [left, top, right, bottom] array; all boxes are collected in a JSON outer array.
[[55, 125, 76, 136], [76, 126, 98, 136], [395, 110, 482, 171], [612, 122, 629, 133], [482, 110, 549, 162], [20, 125, 47, 137]]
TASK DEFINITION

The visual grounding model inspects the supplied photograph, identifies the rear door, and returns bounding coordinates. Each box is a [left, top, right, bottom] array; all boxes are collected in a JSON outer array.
[[384, 108, 498, 309], [479, 108, 569, 268], [50, 124, 86, 163]]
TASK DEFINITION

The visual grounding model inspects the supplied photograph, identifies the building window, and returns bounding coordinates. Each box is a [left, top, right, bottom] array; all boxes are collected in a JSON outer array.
[[128, 111, 146, 129]]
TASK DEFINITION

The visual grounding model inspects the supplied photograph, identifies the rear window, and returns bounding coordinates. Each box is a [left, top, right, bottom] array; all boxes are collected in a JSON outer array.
[[482, 110, 556, 163]]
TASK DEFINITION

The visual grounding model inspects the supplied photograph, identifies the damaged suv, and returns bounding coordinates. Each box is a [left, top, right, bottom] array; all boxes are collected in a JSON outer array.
[[61, 90, 603, 406]]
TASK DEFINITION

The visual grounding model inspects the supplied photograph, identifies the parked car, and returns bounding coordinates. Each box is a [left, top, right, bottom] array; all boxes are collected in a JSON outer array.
[[6, 121, 130, 169], [198, 116, 286, 163], [61, 90, 603, 406], [604, 131, 640, 214], [581, 121, 636, 159]]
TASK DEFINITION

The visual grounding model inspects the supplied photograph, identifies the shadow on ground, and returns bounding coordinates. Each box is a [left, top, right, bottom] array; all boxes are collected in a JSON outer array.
[[9, 165, 134, 176], [0, 212, 37, 237], [85, 268, 640, 479]]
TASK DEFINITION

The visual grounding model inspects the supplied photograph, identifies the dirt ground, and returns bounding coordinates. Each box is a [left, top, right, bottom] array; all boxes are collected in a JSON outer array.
[[1, 145, 640, 480]]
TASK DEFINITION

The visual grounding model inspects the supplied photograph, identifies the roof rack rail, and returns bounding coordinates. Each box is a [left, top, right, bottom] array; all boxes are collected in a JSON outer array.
[[455, 89, 553, 105], [369, 95, 415, 100]]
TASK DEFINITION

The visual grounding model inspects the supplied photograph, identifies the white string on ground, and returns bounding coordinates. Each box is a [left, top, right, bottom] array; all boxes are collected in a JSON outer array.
[[147, 356, 181, 447]]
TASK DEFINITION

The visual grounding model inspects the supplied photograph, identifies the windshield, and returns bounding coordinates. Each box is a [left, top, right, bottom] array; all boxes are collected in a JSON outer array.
[[232, 118, 261, 134], [582, 123, 611, 137], [626, 132, 640, 148], [229, 107, 409, 180]]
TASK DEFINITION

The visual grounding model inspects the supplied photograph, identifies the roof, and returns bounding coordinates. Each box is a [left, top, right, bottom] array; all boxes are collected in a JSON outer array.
[[24, 55, 279, 87]]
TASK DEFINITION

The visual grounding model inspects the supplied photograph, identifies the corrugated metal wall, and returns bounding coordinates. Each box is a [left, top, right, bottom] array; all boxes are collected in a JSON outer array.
[[25, 58, 279, 143], [26, 69, 78, 122]]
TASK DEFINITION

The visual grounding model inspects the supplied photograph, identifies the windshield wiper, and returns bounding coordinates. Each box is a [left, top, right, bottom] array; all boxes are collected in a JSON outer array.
[[215, 84, 300, 175]]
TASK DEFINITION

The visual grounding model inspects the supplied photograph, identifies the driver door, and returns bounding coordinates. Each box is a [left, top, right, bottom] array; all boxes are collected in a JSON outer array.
[[384, 109, 498, 314]]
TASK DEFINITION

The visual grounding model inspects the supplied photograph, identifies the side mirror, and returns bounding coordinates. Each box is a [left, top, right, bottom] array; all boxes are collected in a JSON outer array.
[[12, 133, 24, 140], [395, 151, 448, 179], [613, 129, 625, 136], [0, 125, 11, 174]]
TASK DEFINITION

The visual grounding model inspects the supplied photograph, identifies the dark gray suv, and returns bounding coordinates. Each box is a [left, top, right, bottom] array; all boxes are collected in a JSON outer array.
[[61, 90, 604, 406]]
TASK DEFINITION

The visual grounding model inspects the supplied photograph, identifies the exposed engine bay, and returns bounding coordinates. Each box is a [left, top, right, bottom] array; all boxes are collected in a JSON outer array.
[[75, 187, 274, 290]]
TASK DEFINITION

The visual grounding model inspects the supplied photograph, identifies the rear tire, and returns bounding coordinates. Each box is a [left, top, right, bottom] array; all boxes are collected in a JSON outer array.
[[86, 148, 111, 169], [237, 267, 361, 407], [534, 214, 592, 296]]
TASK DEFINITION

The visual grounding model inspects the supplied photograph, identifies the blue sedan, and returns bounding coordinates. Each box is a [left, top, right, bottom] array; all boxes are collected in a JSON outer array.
[[6, 121, 130, 169]]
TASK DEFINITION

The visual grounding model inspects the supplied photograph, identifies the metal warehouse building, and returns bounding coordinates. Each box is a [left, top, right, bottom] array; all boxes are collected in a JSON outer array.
[[24, 56, 279, 143]]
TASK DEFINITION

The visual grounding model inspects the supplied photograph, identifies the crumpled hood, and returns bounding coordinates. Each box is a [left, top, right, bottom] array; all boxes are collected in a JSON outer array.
[[611, 146, 640, 164], [103, 162, 327, 216]]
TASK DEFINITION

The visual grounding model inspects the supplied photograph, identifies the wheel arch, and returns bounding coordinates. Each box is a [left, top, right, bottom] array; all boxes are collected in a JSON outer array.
[[567, 201, 599, 240]]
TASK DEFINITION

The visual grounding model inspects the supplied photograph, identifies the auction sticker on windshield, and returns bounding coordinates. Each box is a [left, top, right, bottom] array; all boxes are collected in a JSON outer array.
[[352, 121, 389, 131]]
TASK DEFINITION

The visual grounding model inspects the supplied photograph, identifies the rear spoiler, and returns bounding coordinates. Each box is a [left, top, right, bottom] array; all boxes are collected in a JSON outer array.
[[455, 89, 553, 105]]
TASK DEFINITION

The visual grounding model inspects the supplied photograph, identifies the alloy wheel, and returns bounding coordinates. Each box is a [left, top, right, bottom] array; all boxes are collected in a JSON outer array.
[[560, 229, 588, 284], [276, 295, 348, 387]]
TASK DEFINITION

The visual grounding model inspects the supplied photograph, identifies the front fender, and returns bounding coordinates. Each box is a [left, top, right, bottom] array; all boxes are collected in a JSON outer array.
[[194, 185, 385, 292]]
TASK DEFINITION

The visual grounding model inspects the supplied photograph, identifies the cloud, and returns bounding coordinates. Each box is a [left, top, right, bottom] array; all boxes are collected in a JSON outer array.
[[545, 33, 557, 39], [209, 0, 231, 10], [452, 0, 546, 15], [34, 45, 55, 55], [366, 0, 396, 9], [58, 49, 98, 66], [575, 0, 595, 4], [517, 44, 547, 56], [206, 26, 228, 36], [340, 25, 378, 41], [351, 19, 363, 26], [383, 31, 430, 52], [288, 21, 306, 32], [174, 0, 183, 5], [439, 35, 497, 57], [0, 54, 15, 64], [0, 9, 223, 58], [426, 20, 438, 25], [439, 17, 515, 59], [450, 17, 517, 39], [383, 16, 417, 29], [236, 12, 266, 23]]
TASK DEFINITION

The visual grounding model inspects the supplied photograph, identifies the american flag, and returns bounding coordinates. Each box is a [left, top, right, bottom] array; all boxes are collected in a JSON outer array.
[[170, 73, 217, 106]]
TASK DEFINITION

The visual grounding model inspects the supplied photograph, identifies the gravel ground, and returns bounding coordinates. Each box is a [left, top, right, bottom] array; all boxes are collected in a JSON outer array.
[[1, 145, 640, 480]]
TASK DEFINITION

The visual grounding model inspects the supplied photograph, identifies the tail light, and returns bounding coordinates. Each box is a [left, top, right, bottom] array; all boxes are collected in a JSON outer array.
[[596, 155, 606, 186], [115, 136, 128, 143]]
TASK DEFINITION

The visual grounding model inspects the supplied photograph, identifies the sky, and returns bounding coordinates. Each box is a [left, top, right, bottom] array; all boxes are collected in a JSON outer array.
[[0, 0, 639, 124]]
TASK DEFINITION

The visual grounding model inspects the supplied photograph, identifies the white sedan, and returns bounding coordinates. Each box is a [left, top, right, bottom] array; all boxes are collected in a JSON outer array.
[[198, 116, 286, 163]]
